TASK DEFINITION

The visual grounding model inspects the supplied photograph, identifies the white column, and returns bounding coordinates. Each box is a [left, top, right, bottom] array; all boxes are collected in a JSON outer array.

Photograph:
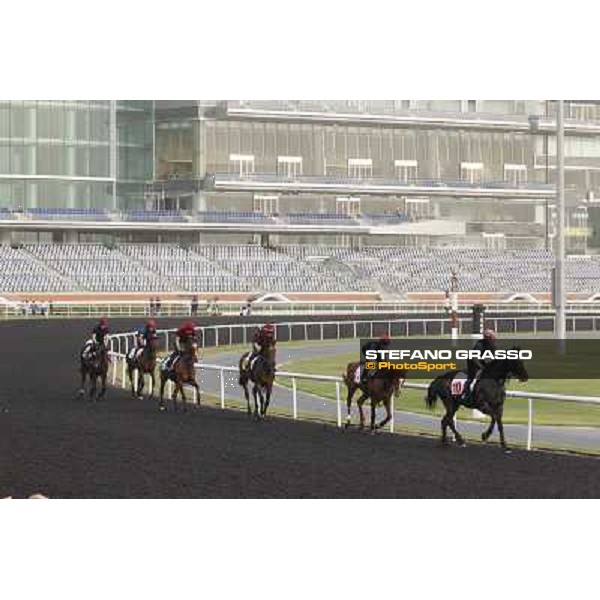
[[556, 100, 566, 353]]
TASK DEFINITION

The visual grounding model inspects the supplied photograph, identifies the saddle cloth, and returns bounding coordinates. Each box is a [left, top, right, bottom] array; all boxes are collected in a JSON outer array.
[[450, 372, 468, 397], [161, 353, 180, 371], [127, 347, 144, 362], [242, 354, 261, 372], [354, 365, 361, 384]]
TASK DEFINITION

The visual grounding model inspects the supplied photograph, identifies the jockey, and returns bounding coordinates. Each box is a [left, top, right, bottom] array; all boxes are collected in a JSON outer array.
[[360, 332, 392, 384], [93, 317, 110, 347], [252, 322, 276, 354], [465, 328, 497, 396], [164, 321, 196, 370], [135, 319, 158, 355], [244, 322, 276, 369], [83, 317, 109, 360]]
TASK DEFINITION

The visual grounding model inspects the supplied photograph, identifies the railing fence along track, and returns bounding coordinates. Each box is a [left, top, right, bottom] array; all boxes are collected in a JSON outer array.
[[106, 319, 600, 452]]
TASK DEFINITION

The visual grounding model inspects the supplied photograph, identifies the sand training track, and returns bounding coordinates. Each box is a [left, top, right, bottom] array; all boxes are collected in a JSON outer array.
[[0, 318, 598, 498]]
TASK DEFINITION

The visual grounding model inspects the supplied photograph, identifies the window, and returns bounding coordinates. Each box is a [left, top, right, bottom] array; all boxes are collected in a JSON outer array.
[[468, 100, 477, 112], [395, 159, 418, 183], [460, 162, 483, 184], [483, 233, 506, 250], [229, 153, 254, 177], [277, 155, 302, 178], [405, 197, 431, 220], [253, 194, 279, 215], [348, 158, 372, 179], [568, 103, 597, 121], [336, 196, 361, 216], [504, 163, 527, 186]]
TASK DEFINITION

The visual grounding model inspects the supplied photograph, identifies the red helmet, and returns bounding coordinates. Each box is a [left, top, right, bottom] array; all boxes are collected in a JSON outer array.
[[484, 328, 496, 340], [263, 322, 275, 332], [381, 332, 391, 340], [184, 321, 196, 332], [146, 319, 156, 328]]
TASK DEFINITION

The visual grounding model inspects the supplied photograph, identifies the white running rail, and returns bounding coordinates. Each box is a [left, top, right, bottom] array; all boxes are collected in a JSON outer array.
[[105, 322, 600, 452]]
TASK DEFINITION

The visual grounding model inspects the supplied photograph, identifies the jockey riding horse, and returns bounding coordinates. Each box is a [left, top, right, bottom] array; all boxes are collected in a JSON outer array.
[[159, 321, 200, 411], [239, 322, 277, 419], [127, 319, 159, 399], [79, 317, 110, 401]]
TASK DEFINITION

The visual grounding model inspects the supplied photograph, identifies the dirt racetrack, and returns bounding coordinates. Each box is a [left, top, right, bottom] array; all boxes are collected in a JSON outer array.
[[1, 318, 599, 498]]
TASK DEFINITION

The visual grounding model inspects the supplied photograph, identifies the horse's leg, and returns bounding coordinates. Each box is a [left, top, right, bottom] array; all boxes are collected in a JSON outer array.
[[377, 397, 392, 430], [128, 364, 135, 397], [345, 384, 356, 428], [262, 384, 272, 417], [444, 401, 465, 446], [241, 381, 251, 415], [257, 385, 266, 417], [148, 369, 155, 401], [439, 397, 452, 445], [252, 385, 260, 420], [97, 373, 107, 401], [158, 374, 167, 411], [357, 392, 368, 429], [137, 368, 145, 400], [172, 379, 179, 412], [496, 405, 508, 451], [370, 397, 377, 432], [481, 414, 496, 442]]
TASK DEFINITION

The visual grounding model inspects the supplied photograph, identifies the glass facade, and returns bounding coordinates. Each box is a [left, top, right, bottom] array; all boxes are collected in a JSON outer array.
[[0, 100, 154, 211]]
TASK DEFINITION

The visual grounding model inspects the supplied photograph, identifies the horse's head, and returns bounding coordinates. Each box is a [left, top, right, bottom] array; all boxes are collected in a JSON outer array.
[[507, 347, 529, 382]]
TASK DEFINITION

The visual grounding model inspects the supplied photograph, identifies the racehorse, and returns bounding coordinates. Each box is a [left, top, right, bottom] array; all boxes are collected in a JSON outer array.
[[239, 342, 276, 420], [79, 343, 109, 402], [425, 353, 529, 450], [343, 362, 406, 431], [126, 337, 158, 400], [159, 338, 200, 412]]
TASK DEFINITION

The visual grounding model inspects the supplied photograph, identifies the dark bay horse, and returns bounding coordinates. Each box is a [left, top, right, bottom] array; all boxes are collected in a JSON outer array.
[[343, 362, 406, 431], [159, 339, 200, 412], [425, 355, 529, 450], [127, 338, 158, 400], [239, 342, 276, 420], [79, 344, 109, 402]]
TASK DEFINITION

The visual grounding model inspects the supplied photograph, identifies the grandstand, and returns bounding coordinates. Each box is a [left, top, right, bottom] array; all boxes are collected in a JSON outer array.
[[2, 100, 600, 300], [3, 243, 600, 296]]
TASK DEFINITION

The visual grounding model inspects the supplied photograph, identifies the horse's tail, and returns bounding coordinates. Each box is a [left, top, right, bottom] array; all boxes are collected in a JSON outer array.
[[425, 378, 440, 410]]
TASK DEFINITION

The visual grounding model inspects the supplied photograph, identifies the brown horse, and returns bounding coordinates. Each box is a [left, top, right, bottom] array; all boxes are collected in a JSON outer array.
[[425, 354, 529, 450], [159, 339, 200, 412], [239, 342, 276, 420], [126, 337, 158, 400], [79, 343, 109, 402], [343, 362, 406, 431]]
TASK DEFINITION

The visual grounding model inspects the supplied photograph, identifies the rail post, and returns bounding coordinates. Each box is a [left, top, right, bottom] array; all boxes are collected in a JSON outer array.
[[111, 355, 117, 385], [292, 377, 298, 419], [527, 398, 533, 451], [133, 370, 139, 396], [220, 369, 225, 409], [121, 358, 126, 389], [336, 381, 342, 428]]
